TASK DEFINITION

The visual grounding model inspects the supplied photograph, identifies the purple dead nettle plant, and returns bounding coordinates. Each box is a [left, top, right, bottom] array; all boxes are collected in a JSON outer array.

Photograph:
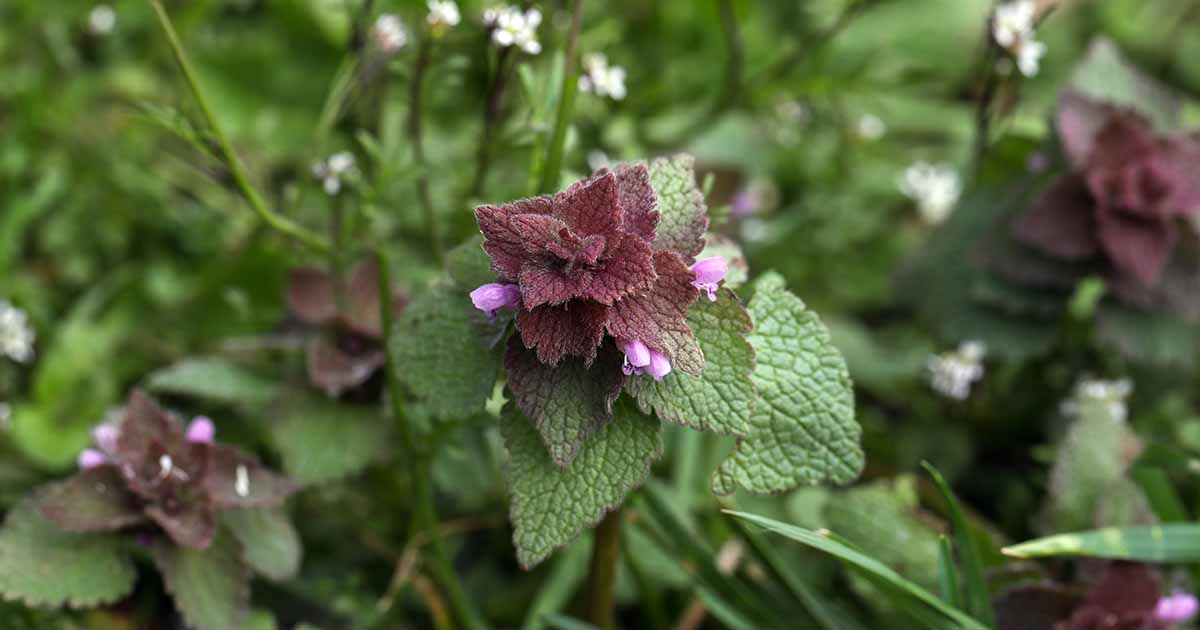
[[1014, 91, 1200, 305], [45, 390, 296, 550], [287, 258, 408, 397], [471, 163, 723, 419]]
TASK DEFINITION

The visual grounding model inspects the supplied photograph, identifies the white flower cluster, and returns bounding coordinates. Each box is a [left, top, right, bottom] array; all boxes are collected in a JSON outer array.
[[484, 6, 542, 55], [0, 300, 35, 364], [927, 341, 986, 401], [578, 54, 627, 101], [992, 0, 1046, 77], [1061, 378, 1133, 423], [898, 161, 962, 225], [371, 14, 408, 54], [88, 4, 116, 36], [312, 151, 356, 196], [427, 1, 461, 29]]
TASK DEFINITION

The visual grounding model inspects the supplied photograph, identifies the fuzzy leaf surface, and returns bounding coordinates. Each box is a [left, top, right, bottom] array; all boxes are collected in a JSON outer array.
[[222, 508, 302, 581], [646, 154, 708, 261], [501, 401, 661, 568], [713, 273, 862, 494], [152, 531, 249, 630], [145, 357, 280, 410], [0, 498, 136, 608], [627, 289, 754, 435], [393, 281, 503, 419]]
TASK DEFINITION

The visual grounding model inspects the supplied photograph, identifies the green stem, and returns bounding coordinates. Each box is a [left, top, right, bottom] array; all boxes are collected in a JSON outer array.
[[538, 0, 585, 194], [375, 250, 487, 630], [408, 36, 443, 262], [469, 46, 514, 201], [148, 0, 331, 254], [586, 507, 623, 630]]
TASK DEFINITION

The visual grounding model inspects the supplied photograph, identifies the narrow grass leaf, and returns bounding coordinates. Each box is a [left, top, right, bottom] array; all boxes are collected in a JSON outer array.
[[1003, 524, 1200, 562]]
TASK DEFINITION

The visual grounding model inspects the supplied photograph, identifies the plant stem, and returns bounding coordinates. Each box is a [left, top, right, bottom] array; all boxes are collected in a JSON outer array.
[[538, 0, 585, 194], [586, 507, 623, 630], [375, 250, 487, 630], [470, 46, 514, 201], [408, 36, 443, 261], [147, 0, 331, 254]]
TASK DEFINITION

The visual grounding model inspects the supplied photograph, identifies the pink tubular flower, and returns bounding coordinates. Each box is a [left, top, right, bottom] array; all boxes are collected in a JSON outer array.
[[691, 257, 728, 302], [470, 283, 521, 317], [92, 422, 119, 455], [186, 416, 216, 444], [77, 449, 107, 470], [645, 349, 672, 380], [1156, 592, 1199, 623], [620, 339, 651, 375]]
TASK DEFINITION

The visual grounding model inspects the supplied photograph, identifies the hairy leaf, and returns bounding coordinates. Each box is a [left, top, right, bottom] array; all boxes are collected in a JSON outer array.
[[627, 289, 754, 435], [504, 339, 625, 468], [222, 508, 302, 581], [646, 154, 708, 261], [270, 394, 388, 484], [713, 273, 862, 494], [152, 532, 250, 630], [36, 466, 144, 533], [0, 498, 136, 608], [393, 281, 503, 419], [446, 236, 497, 291], [501, 401, 662, 568]]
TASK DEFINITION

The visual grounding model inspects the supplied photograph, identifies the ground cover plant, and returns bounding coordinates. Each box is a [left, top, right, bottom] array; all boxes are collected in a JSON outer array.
[[3, 0, 1200, 628]]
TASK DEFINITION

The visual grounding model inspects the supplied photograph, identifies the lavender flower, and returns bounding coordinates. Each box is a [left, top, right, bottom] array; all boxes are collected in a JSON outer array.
[[186, 416, 215, 444], [77, 449, 107, 470], [1156, 592, 1199, 623], [470, 283, 521, 317], [622, 340, 671, 380], [691, 257, 728, 302]]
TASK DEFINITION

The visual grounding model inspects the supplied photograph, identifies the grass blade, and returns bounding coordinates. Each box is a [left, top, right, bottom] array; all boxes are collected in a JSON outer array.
[[937, 535, 963, 609], [724, 510, 989, 630], [922, 462, 994, 626], [1003, 524, 1200, 561]]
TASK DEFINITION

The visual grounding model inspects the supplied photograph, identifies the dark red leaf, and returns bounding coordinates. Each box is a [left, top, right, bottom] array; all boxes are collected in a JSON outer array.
[[605, 251, 704, 376], [1014, 174, 1101, 260], [204, 445, 298, 509], [515, 300, 609, 366]]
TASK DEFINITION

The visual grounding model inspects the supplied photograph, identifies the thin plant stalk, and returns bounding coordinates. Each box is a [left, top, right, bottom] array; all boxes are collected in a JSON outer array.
[[147, 0, 331, 254], [538, 0, 585, 194], [408, 35, 443, 261], [470, 46, 515, 200], [586, 507, 623, 630], [376, 249, 487, 630]]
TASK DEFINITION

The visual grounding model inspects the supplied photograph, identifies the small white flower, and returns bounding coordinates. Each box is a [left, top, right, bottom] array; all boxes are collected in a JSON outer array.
[[371, 14, 408, 54], [427, 1, 461, 28], [312, 151, 357, 196], [856, 114, 886, 140], [1062, 377, 1133, 423], [992, 0, 1036, 48], [898, 161, 962, 225], [1015, 38, 1047, 77], [88, 4, 116, 36], [487, 6, 541, 55], [578, 53, 627, 101], [927, 341, 987, 400], [0, 300, 35, 364]]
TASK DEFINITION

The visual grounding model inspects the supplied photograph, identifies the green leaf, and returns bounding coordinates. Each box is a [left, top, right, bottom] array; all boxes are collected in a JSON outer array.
[[937, 536, 962, 609], [0, 498, 136, 608], [713, 273, 862, 494], [627, 289, 755, 436], [270, 394, 388, 484], [145, 357, 280, 410], [501, 400, 662, 568], [1095, 305, 1199, 369], [922, 463, 993, 626], [1042, 395, 1143, 532], [392, 281, 503, 420], [1003, 524, 1200, 562], [725, 511, 988, 630], [446, 236, 497, 292], [646, 154, 708, 259], [1069, 37, 1180, 132], [222, 508, 302, 581], [152, 532, 250, 630]]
